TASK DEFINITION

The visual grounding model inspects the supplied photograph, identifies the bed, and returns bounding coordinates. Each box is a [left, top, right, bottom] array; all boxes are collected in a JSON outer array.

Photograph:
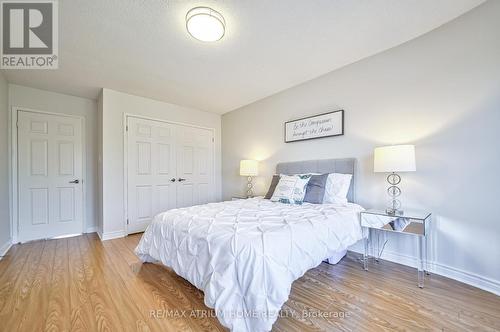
[[135, 158, 364, 332]]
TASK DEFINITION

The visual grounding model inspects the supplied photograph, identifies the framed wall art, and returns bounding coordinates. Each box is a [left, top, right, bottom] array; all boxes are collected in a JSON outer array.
[[284, 110, 344, 143]]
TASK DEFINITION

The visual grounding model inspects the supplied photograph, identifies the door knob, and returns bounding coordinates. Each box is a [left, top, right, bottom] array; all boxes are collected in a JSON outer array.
[[178, 178, 187, 182], [69, 179, 79, 184], [170, 178, 176, 182]]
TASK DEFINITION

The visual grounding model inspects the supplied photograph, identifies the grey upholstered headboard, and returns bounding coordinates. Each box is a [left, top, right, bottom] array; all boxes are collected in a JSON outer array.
[[276, 158, 356, 203]]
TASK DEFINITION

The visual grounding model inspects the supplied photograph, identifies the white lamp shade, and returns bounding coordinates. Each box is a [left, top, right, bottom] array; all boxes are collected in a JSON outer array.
[[240, 160, 259, 176], [374, 145, 416, 173]]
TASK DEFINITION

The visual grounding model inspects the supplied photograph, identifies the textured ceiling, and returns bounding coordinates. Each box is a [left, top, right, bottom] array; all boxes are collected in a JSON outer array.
[[2, 0, 485, 114]]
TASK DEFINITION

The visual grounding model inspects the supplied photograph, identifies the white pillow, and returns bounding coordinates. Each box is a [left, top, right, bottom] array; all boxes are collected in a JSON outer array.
[[323, 173, 352, 205], [271, 174, 312, 204]]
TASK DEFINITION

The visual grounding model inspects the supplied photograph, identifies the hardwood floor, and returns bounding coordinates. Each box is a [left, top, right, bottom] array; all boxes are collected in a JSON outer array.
[[0, 233, 499, 331]]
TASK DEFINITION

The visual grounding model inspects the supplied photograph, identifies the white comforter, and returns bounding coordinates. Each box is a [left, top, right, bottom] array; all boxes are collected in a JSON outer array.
[[135, 197, 364, 332]]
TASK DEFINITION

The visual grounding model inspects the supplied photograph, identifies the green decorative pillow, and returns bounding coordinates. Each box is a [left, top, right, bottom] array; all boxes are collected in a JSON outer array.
[[270, 174, 312, 204]]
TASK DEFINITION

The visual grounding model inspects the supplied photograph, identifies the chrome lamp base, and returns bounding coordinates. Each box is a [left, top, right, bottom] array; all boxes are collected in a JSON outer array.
[[245, 176, 254, 198], [385, 207, 404, 216], [386, 172, 403, 215]]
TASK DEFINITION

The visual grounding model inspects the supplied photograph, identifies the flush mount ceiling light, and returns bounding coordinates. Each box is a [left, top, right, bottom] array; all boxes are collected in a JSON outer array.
[[186, 7, 225, 42]]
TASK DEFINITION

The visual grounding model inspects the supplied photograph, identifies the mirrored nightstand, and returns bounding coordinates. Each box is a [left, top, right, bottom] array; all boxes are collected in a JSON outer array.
[[360, 209, 431, 288]]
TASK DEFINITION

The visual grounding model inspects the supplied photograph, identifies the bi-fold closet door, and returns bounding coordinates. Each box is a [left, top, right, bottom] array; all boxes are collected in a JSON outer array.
[[126, 116, 214, 234]]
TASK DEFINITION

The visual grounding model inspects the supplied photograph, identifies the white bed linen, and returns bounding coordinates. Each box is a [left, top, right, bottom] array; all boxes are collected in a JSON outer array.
[[135, 197, 364, 332]]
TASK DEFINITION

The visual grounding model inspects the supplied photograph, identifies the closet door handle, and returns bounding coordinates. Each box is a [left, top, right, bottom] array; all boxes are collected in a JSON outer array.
[[69, 179, 80, 184], [170, 178, 176, 182], [178, 178, 186, 182]]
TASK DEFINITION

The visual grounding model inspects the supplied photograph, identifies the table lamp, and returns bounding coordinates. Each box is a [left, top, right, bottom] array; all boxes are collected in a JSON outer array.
[[374, 145, 416, 215], [240, 160, 258, 198]]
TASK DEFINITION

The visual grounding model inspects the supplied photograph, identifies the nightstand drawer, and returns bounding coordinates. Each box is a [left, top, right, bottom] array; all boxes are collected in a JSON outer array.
[[377, 217, 424, 235], [360, 213, 400, 228]]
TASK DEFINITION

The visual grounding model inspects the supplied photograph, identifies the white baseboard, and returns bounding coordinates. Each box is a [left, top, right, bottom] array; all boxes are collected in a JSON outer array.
[[429, 260, 500, 296], [85, 226, 98, 233], [350, 246, 500, 296], [0, 239, 13, 260], [97, 230, 125, 241]]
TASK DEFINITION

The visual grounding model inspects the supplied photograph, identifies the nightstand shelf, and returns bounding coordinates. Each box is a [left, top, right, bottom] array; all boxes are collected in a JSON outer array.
[[360, 209, 431, 288]]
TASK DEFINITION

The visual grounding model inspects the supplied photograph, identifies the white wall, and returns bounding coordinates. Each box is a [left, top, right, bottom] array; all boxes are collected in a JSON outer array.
[[0, 72, 11, 256], [8, 85, 99, 233], [222, 1, 500, 294], [100, 89, 222, 237]]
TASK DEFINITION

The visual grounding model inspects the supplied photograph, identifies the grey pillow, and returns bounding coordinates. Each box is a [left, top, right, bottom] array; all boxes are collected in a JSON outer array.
[[304, 174, 329, 204], [264, 175, 280, 199]]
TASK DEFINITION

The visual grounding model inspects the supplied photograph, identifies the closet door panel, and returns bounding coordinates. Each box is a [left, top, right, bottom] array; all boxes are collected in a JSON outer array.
[[176, 125, 214, 208], [127, 117, 177, 234]]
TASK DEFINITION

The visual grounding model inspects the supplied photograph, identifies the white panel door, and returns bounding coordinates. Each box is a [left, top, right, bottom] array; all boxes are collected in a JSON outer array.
[[127, 117, 177, 234], [18, 111, 83, 242], [176, 125, 214, 208]]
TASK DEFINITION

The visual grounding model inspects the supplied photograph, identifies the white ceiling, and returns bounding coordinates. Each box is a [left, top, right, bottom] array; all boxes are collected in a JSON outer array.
[[2, 0, 485, 114]]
